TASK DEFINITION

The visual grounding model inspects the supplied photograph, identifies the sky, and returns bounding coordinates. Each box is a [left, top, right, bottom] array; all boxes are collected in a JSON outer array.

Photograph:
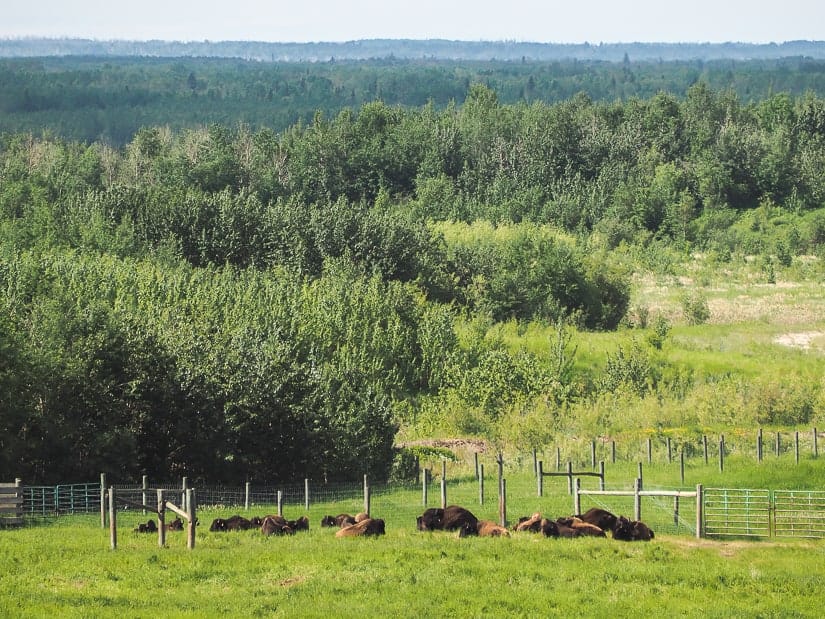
[[2, 0, 822, 44]]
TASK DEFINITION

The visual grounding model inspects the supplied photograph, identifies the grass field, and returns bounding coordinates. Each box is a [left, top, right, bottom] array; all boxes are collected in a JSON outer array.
[[3, 459, 825, 618]]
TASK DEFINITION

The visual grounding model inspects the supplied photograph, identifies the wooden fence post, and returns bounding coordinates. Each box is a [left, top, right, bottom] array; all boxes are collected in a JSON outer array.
[[555, 447, 561, 471], [775, 431, 781, 457], [611, 440, 616, 464], [795, 431, 800, 464], [186, 489, 196, 550], [647, 438, 652, 464], [680, 449, 685, 485], [245, 482, 251, 511], [695, 484, 704, 539], [573, 478, 581, 516], [364, 486, 371, 517], [673, 496, 680, 527], [537, 461, 544, 497], [499, 478, 507, 528], [566, 461, 573, 495], [157, 489, 166, 548], [109, 487, 117, 550], [666, 437, 672, 463], [100, 473, 106, 528], [422, 469, 428, 507], [590, 441, 596, 468], [719, 436, 725, 472], [474, 452, 479, 481], [703, 435, 708, 464], [533, 449, 538, 477], [277, 491, 283, 517], [598, 461, 605, 490], [142, 475, 148, 515], [304, 479, 309, 511], [814, 428, 819, 458], [181, 477, 188, 513], [757, 428, 763, 462], [479, 464, 484, 505], [633, 478, 642, 522], [440, 477, 447, 510], [415, 456, 420, 485], [637, 462, 643, 490]]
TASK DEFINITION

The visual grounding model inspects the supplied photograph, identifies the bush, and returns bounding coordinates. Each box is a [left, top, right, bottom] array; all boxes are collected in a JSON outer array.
[[681, 290, 711, 325]]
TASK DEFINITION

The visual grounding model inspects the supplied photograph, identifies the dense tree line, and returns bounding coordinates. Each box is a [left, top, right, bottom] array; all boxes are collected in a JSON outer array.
[[2, 82, 825, 483], [2, 55, 825, 144]]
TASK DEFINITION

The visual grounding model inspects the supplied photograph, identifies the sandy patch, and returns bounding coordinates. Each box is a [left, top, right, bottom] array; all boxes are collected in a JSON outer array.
[[773, 331, 825, 350]]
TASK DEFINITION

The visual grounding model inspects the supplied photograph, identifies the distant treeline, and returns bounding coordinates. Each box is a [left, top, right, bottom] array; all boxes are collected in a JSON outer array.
[[2, 55, 825, 144], [3, 38, 825, 62], [2, 83, 825, 485]]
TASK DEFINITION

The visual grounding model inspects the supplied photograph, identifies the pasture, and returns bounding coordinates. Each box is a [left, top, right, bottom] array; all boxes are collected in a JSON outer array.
[[3, 462, 825, 618]]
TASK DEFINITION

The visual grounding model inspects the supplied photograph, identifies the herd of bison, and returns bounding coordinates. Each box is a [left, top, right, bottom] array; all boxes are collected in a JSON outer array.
[[133, 505, 654, 541]]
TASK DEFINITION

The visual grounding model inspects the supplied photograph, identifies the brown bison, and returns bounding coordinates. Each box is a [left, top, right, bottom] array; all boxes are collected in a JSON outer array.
[[459, 519, 511, 538], [133, 519, 157, 533], [612, 516, 655, 541], [321, 513, 357, 528], [514, 514, 559, 537], [556, 517, 606, 537], [335, 518, 386, 537], [574, 507, 618, 532], [209, 515, 254, 532], [165, 517, 184, 532], [417, 505, 478, 532], [261, 515, 295, 536]]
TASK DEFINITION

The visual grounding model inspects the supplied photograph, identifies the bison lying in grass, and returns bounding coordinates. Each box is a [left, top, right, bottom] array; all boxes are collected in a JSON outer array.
[[335, 517, 386, 537], [417, 505, 478, 532]]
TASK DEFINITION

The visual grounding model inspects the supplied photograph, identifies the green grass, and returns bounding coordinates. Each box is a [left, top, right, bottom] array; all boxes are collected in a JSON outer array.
[[4, 462, 825, 618]]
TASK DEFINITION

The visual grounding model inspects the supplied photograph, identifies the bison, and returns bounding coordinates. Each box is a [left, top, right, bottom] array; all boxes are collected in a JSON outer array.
[[335, 518, 386, 537], [261, 515, 295, 536], [459, 519, 511, 538], [555, 516, 606, 537], [133, 519, 157, 533], [514, 514, 559, 537], [321, 514, 357, 528], [209, 515, 254, 532], [612, 516, 655, 541], [574, 507, 618, 532], [417, 505, 478, 532]]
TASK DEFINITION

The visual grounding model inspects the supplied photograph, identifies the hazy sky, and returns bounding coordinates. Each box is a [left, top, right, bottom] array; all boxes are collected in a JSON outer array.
[[3, 0, 822, 44]]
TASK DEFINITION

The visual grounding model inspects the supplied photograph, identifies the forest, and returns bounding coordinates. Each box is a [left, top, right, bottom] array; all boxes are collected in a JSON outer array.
[[2, 59, 825, 484]]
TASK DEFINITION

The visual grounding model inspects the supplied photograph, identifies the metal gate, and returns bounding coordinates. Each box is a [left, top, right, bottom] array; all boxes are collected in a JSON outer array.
[[773, 490, 825, 538], [704, 488, 825, 538], [703, 488, 771, 538]]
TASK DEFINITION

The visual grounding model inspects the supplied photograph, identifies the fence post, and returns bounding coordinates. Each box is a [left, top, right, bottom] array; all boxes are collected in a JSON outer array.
[[673, 496, 680, 527], [245, 482, 251, 511], [415, 456, 420, 485], [680, 449, 685, 485], [440, 477, 447, 510], [598, 461, 605, 491], [633, 478, 641, 522], [304, 478, 309, 511], [474, 452, 479, 481], [100, 473, 106, 528], [499, 478, 507, 528], [555, 447, 561, 471], [422, 469, 428, 507], [533, 448, 538, 477], [647, 438, 652, 464], [795, 431, 800, 464], [364, 486, 371, 517], [537, 461, 544, 497], [479, 464, 484, 505], [703, 435, 708, 464], [814, 428, 819, 459], [719, 436, 725, 472], [157, 489, 166, 548], [109, 487, 117, 550], [775, 431, 781, 457], [573, 478, 581, 516], [637, 462, 643, 490], [181, 477, 189, 513], [142, 475, 148, 515], [757, 428, 763, 462], [186, 489, 196, 550], [611, 440, 616, 464], [566, 461, 573, 495], [277, 491, 283, 517], [590, 441, 596, 469], [667, 437, 672, 463]]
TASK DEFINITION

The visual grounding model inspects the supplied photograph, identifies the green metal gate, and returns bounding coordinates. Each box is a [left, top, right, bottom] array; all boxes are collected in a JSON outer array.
[[703, 488, 771, 538], [773, 490, 825, 538]]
